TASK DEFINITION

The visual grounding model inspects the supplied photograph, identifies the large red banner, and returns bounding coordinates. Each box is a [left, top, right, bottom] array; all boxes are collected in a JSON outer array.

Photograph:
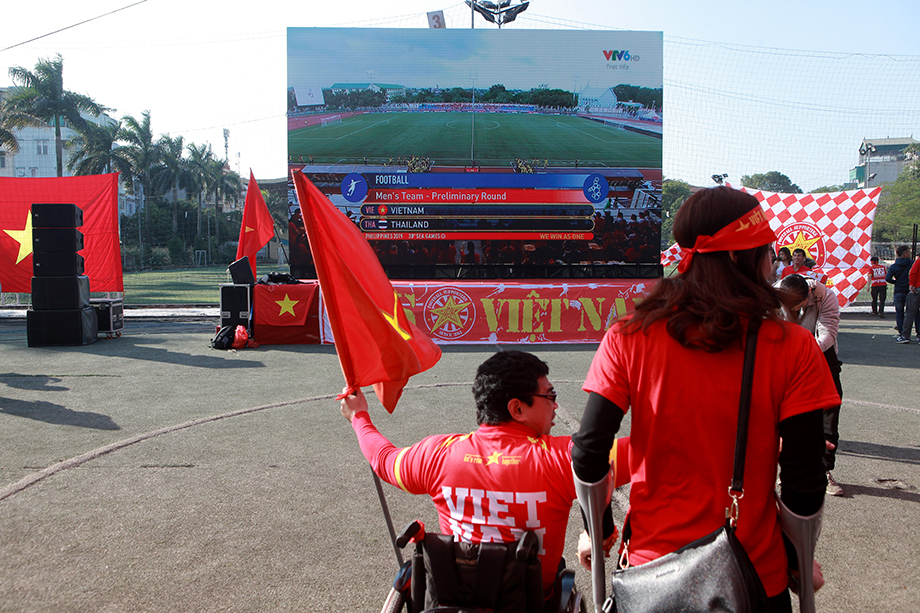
[[0, 174, 122, 293], [661, 187, 880, 307], [319, 280, 655, 344]]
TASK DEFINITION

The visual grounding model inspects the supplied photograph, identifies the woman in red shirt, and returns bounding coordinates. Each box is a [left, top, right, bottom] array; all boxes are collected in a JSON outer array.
[[572, 187, 840, 612]]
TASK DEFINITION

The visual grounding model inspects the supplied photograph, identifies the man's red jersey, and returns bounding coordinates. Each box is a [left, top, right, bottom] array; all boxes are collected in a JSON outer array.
[[352, 414, 629, 592]]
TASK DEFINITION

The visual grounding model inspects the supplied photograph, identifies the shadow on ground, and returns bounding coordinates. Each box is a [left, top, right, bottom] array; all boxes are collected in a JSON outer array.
[[0, 397, 120, 430]]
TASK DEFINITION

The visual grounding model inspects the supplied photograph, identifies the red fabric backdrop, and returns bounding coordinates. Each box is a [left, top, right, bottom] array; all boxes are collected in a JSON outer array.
[[0, 174, 123, 293]]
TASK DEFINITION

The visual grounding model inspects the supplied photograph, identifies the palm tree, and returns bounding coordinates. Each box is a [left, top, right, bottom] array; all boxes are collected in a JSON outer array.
[[152, 135, 190, 235], [205, 158, 243, 247], [0, 101, 19, 154], [0, 127, 16, 155], [4, 55, 107, 176], [186, 142, 214, 236], [120, 111, 160, 241], [66, 119, 132, 176]]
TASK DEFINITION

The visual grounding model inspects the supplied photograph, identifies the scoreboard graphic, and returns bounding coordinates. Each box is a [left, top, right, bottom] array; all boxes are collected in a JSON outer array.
[[348, 172, 603, 241], [287, 28, 663, 278]]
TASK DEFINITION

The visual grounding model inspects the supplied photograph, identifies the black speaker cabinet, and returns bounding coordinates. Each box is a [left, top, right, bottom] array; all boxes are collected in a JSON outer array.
[[220, 284, 251, 329], [31, 203, 83, 228], [27, 307, 98, 347], [33, 252, 85, 277], [31, 275, 91, 311], [32, 228, 84, 254], [228, 256, 256, 285]]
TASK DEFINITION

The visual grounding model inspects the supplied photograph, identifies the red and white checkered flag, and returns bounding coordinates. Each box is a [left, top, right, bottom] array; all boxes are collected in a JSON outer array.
[[660, 187, 881, 307]]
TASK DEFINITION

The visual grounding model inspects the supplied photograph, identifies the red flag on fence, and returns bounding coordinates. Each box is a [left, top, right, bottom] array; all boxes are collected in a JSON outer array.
[[291, 170, 441, 412], [236, 171, 276, 279], [0, 173, 122, 293]]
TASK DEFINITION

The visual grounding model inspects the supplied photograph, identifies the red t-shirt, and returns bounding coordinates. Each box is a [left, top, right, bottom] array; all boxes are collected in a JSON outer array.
[[583, 318, 840, 596], [909, 259, 920, 288], [352, 415, 629, 592]]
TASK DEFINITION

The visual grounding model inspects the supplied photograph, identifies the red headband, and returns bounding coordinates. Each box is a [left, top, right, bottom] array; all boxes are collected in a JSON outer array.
[[677, 207, 776, 273]]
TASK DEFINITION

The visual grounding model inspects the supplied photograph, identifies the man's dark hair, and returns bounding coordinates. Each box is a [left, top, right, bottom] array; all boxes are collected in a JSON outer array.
[[870, 255, 879, 262], [473, 351, 549, 426], [896, 245, 911, 257], [793, 248, 807, 257]]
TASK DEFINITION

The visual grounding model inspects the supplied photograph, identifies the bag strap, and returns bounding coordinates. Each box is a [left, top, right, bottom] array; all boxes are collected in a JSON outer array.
[[731, 319, 761, 496]]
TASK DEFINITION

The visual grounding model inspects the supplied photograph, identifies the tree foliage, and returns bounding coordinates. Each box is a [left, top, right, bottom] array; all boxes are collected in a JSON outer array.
[[612, 84, 663, 109], [321, 89, 386, 110], [0, 105, 19, 152], [740, 171, 802, 194], [66, 119, 131, 177], [4, 54, 107, 176], [378, 84, 578, 109], [661, 179, 693, 246], [874, 171, 920, 242]]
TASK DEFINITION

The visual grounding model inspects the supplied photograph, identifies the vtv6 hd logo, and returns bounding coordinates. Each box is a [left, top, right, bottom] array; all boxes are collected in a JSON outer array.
[[603, 50, 640, 62]]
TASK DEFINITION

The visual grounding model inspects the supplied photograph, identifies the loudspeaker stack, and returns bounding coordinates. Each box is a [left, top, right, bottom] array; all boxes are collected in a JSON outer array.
[[27, 203, 98, 347]]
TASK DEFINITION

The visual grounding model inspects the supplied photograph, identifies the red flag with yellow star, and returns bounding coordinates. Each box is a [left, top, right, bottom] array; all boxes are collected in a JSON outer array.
[[236, 171, 276, 280], [253, 284, 314, 327], [291, 170, 441, 412], [0, 174, 122, 293]]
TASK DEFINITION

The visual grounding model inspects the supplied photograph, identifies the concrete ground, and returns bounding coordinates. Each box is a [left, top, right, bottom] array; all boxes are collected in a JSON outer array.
[[0, 310, 917, 612]]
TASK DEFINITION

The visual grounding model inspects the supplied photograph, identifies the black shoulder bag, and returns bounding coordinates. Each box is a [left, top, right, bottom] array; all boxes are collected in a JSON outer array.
[[608, 321, 768, 613]]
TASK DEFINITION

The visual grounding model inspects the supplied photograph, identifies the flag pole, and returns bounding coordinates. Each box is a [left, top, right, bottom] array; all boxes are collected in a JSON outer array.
[[370, 465, 403, 566]]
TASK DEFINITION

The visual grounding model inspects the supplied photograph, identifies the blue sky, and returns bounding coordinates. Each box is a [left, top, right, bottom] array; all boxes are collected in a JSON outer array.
[[1, 1, 918, 187]]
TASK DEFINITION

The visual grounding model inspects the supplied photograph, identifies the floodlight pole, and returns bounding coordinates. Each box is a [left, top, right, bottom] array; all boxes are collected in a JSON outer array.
[[471, 78, 476, 162], [859, 142, 876, 188]]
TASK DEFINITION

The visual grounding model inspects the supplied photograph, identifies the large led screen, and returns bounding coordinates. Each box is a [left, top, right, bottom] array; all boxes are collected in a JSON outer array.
[[287, 28, 663, 279]]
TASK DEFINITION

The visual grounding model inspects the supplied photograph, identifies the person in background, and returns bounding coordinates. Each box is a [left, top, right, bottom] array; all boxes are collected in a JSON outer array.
[[867, 255, 888, 318], [781, 248, 811, 278], [896, 255, 920, 344], [779, 274, 845, 497], [572, 187, 839, 612], [774, 246, 792, 282], [886, 246, 914, 342]]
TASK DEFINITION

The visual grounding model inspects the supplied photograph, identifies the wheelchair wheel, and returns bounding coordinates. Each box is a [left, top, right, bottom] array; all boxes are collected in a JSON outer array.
[[380, 587, 405, 613], [565, 588, 587, 613]]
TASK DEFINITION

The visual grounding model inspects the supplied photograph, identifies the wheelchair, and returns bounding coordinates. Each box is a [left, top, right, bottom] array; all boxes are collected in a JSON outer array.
[[381, 521, 586, 613]]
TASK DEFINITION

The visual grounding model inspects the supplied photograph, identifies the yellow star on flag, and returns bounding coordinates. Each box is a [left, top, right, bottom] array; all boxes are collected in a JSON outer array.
[[382, 292, 412, 340], [276, 293, 299, 316], [429, 295, 471, 333], [485, 451, 503, 465], [779, 231, 822, 261], [3, 211, 33, 265], [244, 225, 256, 233]]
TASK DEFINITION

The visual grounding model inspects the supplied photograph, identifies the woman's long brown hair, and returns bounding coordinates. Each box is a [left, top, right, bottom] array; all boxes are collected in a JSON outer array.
[[627, 186, 795, 351]]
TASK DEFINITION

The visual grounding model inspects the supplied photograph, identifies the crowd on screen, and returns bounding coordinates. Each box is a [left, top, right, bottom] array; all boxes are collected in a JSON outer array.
[[362, 209, 662, 268], [288, 206, 662, 274]]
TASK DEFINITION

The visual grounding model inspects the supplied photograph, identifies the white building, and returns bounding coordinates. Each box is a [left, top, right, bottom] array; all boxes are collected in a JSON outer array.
[[850, 137, 919, 188]]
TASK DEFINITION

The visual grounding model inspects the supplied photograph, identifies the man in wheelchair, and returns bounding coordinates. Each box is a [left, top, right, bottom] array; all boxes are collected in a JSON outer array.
[[340, 351, 629, 612]]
